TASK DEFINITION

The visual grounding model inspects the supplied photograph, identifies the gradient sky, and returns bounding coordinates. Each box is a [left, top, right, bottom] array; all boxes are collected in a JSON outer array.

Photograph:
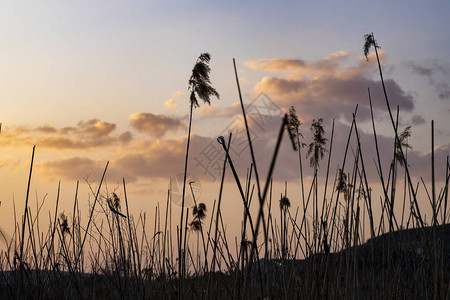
[[0, 1, 449, 242]]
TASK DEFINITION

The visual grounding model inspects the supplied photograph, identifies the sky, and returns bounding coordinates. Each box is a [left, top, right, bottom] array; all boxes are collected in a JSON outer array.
[[0, 1, 449, 245]]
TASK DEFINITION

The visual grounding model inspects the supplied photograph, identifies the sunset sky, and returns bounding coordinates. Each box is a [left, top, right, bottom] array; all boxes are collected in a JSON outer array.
[[0, 1, 449, 241]]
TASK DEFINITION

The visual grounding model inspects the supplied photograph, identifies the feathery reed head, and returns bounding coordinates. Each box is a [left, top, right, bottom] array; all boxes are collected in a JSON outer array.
[[363, 33, 380, 61], [188, 53, 220, 108], [279, 196, 291, 210], [59, 212, 70, 236], [287, 106, 304, 151], [307, 118, 328, 168]]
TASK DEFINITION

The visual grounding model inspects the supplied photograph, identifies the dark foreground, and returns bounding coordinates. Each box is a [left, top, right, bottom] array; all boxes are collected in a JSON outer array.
[[1, 224, 449, 299]]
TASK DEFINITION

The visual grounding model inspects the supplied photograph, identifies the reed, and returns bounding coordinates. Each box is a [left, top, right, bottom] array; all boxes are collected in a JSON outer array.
[[0, 35, 448, 300]]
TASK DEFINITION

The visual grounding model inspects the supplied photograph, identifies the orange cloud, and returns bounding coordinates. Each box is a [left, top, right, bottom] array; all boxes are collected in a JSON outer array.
[[40, 157, 99, 180], [77, 119, 116, 138], [38, 156, 131, 183], [254, 77, 306, 94], [164, 91, 183, 109], [197, 104, 220, 118], [37, 134, 211, 183], [34, 117, 449, 190], [129, 113, 185, 137], [0, 119, 132, 149], [245, 51, 351, 74]]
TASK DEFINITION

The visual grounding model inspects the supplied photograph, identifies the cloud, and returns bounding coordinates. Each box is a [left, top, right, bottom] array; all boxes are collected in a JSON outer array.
[[248, 51, 414, 123], [411, 114, 426, 126], [38, 157, 131, 183], [197, 104, 221, 118], [38, 135, 210, 182], [17, 52, 444, 192], [129, 113, 185, 137], [245, 51, 351, 74], [40, 157, 100, 181], [77, 119, 116, 137], [36, 126, 57, 133], [255, 77, 307, 94], [188, 109, 449, 188], [164, 91, 183, 109], [408, 63, 433, 77], [177, 101, 243, 120], [0, 119, 132, 150], [406, 60, 450, 100], [115, 137, 188, 179], [34, 115, 448, 191]]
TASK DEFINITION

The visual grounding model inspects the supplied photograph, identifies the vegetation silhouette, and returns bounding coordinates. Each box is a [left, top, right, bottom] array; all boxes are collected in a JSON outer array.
[[0, 35, 448, 300], [178, 52, 219, 297]]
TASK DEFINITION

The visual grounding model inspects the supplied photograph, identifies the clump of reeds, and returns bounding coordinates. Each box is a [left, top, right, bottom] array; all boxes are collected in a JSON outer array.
[[0, 36, 448, 299]]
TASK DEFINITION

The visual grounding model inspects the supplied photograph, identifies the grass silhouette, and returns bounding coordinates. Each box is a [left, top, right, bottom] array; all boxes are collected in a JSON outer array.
[[0, 34, 448, 299]]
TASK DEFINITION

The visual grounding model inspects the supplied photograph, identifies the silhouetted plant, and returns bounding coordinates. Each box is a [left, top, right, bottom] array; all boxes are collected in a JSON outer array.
[[306, 118, 327, 253], [363, 33, 380, 60], [188, 53, 220, 108], [193, 203, 207, 220], [108, 193, 126, 218], [1, 38, 448, 300], [190, 203, 207, 232], [279, 196, 291, 211], [336, 168, 348, 199], [364, 32, 424, 228], [279, 195, 291, 259], [287, 106, 304, 151], [288, 106, 308, 241], [307, 118, 328, 169], [189, 219, 202, 232], [180, 53, 219, 289], [59, 212, 70, 236], [395, 126, 412, 167]]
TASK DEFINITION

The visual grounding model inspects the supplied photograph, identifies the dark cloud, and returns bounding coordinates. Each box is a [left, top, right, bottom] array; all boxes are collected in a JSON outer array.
[[409, 63, 433, 77], [412, 114, 426, 126], [129, 112, 185, 137], [438, 89, 450, 100], [254, 77, 412, 124], [189, 113, 449, 191], [245, 52, 415, 125], [406, 60, 450, 100]]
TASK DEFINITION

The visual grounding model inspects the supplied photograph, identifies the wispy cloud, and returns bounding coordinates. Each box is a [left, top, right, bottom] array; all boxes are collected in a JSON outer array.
[[197, 104, 220, 118], [164, 91, 183, 110], [406, 60, 450, 100], [411, 114, 426, 125]]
